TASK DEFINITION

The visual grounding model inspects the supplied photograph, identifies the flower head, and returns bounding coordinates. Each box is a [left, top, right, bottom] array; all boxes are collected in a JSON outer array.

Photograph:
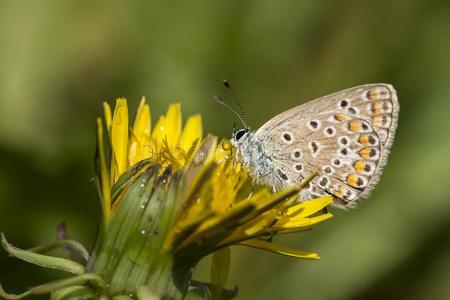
[[1, 97, 332, 300], [96, 98, 332, 257], [90, 98, 333, 298], [96, 98, 202, 222]]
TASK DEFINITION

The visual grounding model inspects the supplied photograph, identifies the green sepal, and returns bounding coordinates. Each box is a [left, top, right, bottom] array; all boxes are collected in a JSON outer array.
[[0, 274, 107, 300], [110, 159, 152, 201], [86, 165, 160, 283], [27, 239, 90, 262], [50, 286, 97, 300], [1, 233, 85, 275], [88, 165, 192, 299], [87, 164, 200, 299]]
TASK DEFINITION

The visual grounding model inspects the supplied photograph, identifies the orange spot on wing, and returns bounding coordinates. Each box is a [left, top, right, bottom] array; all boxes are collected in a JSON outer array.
[[349, 120, 362, 132], [373, 115, 391, 128], [370, 102, 383, 114], [346, 174, 358, 186], [359, 147, 375, 159], [358, 135, 369, 145], [335, 186, 345, 198], [354, 160, 366, 173], [373, 116, 383, 126], [368, 86, 390, 100], [335, 114, 347, 122]]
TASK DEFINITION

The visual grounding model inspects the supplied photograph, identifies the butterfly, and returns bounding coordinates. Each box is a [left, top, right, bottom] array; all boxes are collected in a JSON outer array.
[[218, 81, 399, 208]]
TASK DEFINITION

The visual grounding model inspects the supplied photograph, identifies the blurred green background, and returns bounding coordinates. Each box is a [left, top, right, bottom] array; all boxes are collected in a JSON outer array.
[[1, 1, 449, 299]]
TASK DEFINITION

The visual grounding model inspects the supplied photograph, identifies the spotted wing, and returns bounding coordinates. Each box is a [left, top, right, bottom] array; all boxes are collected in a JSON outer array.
[[253, 84, 399, 208]]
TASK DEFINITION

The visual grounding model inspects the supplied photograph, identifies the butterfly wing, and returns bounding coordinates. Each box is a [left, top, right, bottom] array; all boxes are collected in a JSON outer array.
[[253, 84, 399, 208]]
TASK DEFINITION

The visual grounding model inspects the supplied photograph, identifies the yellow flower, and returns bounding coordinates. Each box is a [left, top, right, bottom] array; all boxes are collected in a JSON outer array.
[[96, 97, 202, 221], [96, 99, 332, 261]]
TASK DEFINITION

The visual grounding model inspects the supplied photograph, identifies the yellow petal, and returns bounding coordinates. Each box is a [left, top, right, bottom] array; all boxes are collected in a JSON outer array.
[[245, 187, 301, 222], [243, 212, 278, 236], [179, 114, 202, 153], [211, 162, 244, 213], [128, 140, 138, 167], [240, 239, 320, 260], [111, 98, 129, 182], [177, 186, 256, 250], [133, 96, 152, 139], [285, 195, 333, 218], [129, 97, 152, 166], [103, 102, 112, 133], [152, 103, 181, 148], [152, 115, 166, 148], [218, 207, 277, 244], [277, 212, 333, 231], [172, 135, 219, 233], [165, 103, 182, 147], [179, 184, 293, 249]]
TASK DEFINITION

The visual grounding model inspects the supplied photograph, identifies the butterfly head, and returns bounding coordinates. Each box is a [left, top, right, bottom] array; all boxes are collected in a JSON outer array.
[[231, 128, 251, 145], [230, 127, 256, 168]]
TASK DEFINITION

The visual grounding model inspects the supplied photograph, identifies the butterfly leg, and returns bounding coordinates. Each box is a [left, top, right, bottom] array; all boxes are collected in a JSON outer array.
[[260, 233, 274, 243], [247, 179, 258, 199], [232, 148, 241, 171]]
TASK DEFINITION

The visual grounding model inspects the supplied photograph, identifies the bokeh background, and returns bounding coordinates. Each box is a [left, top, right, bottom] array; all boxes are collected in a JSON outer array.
[[1, 1, 449, 299]]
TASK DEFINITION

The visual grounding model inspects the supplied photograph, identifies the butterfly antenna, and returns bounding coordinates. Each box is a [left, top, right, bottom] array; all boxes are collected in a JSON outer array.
[[214, 95, 248, 128], [222, 80, 249, 126]]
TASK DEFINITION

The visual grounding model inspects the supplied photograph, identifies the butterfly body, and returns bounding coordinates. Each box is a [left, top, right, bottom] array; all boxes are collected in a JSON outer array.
[[232, 131, 280, 187], [231, 84, 399, 208]]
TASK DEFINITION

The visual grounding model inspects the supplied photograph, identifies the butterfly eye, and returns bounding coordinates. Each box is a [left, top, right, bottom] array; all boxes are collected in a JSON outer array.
[[235, 129, 248, 141]]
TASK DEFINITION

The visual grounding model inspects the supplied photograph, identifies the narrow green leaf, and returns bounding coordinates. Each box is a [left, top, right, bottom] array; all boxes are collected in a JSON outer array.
[[1, 233, 85, 275], [0, 283, 31, 300], [96, 117, 112, 224]]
